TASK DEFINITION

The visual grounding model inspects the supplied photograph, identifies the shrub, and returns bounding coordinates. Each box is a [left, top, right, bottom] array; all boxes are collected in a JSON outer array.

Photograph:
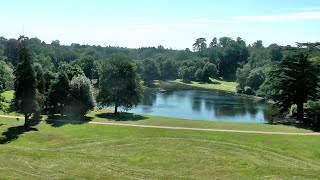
[[68, 75, 95, 117]]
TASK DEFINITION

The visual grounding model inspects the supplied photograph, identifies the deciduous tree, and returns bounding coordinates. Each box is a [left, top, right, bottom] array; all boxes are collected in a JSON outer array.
[[98, 54, 142, 114]]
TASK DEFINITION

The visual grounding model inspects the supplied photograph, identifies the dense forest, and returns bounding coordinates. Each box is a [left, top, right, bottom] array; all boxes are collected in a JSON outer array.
[[0, 36, 319, 127]]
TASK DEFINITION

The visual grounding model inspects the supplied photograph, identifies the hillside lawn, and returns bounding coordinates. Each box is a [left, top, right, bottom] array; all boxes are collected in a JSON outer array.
[[170, 78, 238, 93], [0, 116, 320, 179]]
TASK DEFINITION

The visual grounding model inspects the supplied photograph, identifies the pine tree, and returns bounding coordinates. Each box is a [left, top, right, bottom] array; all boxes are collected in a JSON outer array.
[[261, 52, 319, 120], [13, 36, 37, 127]]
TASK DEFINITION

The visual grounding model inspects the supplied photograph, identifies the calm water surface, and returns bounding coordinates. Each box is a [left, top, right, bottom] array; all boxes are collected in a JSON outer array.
[[127, 90, 272, 123]]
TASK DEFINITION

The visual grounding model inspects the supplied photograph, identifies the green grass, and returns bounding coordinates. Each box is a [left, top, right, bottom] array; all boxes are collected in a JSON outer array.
[[0, 117, 320, 179], [88, 110, 316, 133], [171, 79, 237, 93]]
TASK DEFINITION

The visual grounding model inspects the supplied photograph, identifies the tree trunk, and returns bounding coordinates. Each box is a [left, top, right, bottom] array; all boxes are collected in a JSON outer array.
[[114, 104, 118, 114], [296, 102, 304, 120], [24, 114, 29, 128]]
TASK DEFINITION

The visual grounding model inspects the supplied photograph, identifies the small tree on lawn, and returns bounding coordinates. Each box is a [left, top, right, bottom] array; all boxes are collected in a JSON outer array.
[[68, 75, 95, 117], [98, 54, 142, 114]]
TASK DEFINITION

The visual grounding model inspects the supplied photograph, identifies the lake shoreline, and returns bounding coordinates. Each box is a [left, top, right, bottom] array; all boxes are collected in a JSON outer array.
[[156, 80, 264, 101]]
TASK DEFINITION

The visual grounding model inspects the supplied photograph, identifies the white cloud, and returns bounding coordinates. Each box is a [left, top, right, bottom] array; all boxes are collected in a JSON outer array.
[[235, 11, 320, 21], [282, 7, 320, 11], [194, 11, 320, 25]]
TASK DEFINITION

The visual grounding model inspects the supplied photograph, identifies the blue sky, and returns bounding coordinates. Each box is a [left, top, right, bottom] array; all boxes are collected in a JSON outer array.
[[1, 0, 320, 49]]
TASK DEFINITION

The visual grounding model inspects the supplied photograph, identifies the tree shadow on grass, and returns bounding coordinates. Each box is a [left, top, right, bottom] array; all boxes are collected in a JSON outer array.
[[45, 114, 93, 128], [268, 118, 320, 132], [291, 123, 320, 132], [96, 112, 148, 121], [0, 126, 38, 144]]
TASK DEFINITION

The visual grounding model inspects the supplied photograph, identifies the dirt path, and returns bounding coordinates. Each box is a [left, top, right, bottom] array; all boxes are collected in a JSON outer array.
[[1, 114, 320, 136]]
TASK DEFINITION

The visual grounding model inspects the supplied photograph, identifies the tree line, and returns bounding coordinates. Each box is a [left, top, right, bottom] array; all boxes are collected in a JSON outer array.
[[0, 36, 319, 127]]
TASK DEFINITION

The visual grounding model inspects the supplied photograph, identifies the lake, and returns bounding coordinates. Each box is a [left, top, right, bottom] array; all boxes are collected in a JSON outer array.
[[126, 90, 273, 123]]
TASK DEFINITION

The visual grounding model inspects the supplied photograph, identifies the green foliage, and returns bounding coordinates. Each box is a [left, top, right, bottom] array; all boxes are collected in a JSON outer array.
[[13, 37, 38, 126], [246, 68, 265, 90], [261, 52, 319, 120], [78, 55, 98, 80], [178, 57, 214, 83], [4, 38, 19, 67], [159, 59, 177, 80], [236, 64, 251, 91], [142, 59, 160, 86], [43, 70, 57, 93], [193, 38, 207, 57], [304, 101, 320, 126], [217, 37, 249, 79], [178, 66, 191, 83], [252, 40, 264, 49], [267, 43, 283, 61], [58, 62, 84, 80], [34, 64, 45, 94], [98, 54, 142, 113], [68, 75, 95, 117], [194, 69, 204, 82], [0, 60, 14, 91], [47, 72, 70, 114], [202, 62, 218, 81], [35, 53, 54, 71]]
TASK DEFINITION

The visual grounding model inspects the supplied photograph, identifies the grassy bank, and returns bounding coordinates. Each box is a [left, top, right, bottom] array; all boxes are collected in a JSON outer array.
[[87, 110, 316, 133], [0, 117, 320, 179], [169, 79, 237, 93], [159, 79, 264, 101]]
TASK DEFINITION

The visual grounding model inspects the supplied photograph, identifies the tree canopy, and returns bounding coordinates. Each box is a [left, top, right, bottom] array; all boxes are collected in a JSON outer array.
[[98, 54, 142, 113], [261, 52, 319, 120]]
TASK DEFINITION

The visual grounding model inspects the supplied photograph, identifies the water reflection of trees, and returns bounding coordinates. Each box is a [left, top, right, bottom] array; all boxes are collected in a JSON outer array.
[[139, 89, 272, 122], [141, 90, 157, 106], [206, 97, 259, 118], [192, 96, 202, 112]]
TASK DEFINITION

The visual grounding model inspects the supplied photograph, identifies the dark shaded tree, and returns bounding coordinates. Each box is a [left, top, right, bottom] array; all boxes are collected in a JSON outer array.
[[142, 59, 160, 86], [193, 38, 207, 57], [268, 44, 283, 61], [4, 38, 20, 67], [47, 72, 70, 114], [261, 52, 319, 120], [13, 37, 37, 127]]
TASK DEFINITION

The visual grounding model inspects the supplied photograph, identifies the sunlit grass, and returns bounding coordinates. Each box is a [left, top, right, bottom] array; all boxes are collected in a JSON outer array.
[[87, 109, 315, 133], [0, 117, 320, 179], [170, 79, 237, 93]]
